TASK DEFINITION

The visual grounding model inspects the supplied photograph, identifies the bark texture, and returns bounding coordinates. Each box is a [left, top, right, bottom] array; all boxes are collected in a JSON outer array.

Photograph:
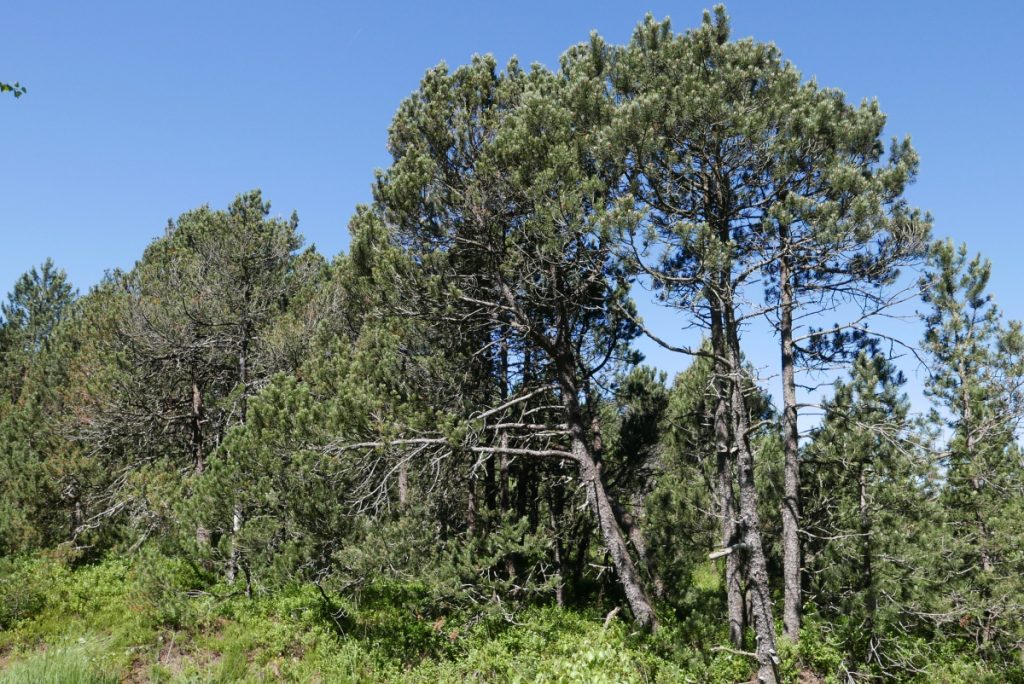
[[715, 378, 745, 648], [726, 310, 779, 683], [779, 235, 802, 642], [560, 370, 657, 631]]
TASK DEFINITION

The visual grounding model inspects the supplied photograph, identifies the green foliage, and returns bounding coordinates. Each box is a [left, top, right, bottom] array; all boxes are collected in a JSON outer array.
[[2, 551, 1015, 682], [0, 260, 79, 555], [609, 7, 929, 323], [0, 556, 68, 630], [0, 643, 118, 684], [918, 240, 1024, 666], [127, 547, 210, 629], [803, 353, 946, 677], [58, 191, 314, 549], [0, 259, 76, 397], [773, 614, 847, 683], [3, 7, 1024, 684]]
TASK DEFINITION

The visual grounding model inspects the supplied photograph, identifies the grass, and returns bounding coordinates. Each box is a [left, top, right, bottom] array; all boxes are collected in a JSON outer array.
[[0, 551, 705, 682], [2, 550, 1003, 682], [0, 642, 119, 684]]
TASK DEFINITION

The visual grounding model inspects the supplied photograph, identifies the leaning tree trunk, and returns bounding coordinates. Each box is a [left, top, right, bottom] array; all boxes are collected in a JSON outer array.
[[597, 412, 661, 596], [558, 367, 657, 631], [778, 231, 802, 642], [611, 496, 658, 590], [619, 492, 663, 598], [573, 438, 657, 631]]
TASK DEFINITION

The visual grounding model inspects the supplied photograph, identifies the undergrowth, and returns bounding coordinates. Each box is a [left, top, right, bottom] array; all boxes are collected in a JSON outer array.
[[0, 551, 1011, 682]]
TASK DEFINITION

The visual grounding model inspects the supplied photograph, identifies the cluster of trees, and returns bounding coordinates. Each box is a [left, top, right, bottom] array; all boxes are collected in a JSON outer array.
[[2, 9, 1022, 681]]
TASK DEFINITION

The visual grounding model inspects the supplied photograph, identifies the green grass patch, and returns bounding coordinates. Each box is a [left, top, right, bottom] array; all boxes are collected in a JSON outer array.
[[1, 550, 1012, 682]]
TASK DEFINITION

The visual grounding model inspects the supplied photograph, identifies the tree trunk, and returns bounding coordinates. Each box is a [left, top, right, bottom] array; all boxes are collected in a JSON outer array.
[[559, 367, 657, 632], [859, 463, 877, 663], [716, 379, 745, 647], [527, 472, 540, 532], [574, 522, 592, 590], [550, 482, 566, 607], [778, 230, 802, 642], [498, 449, 510, 512], [574, 440, 656, 631], [398, 461, 409, 506], [515, 461, 531, 523], [191, 378, 210, 546], [597, 413, 660, 594], [495, 334, 517, 578], [229, 323, 250, 579], [630, 493, 664, 598], [467, 468, 478, 536], [611, 498, 648, 563], [498, 436, 518, 580], [69, 482, 83, 542], [961, 387, 997, 645], [712, 300, 745, 647], [227, 508, 242, 583], [725, 310, 779, 683], [487, 330, 509, 516]]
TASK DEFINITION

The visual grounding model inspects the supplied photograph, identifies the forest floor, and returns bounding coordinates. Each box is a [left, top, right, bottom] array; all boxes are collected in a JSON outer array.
[[0, 551, 929, 683]]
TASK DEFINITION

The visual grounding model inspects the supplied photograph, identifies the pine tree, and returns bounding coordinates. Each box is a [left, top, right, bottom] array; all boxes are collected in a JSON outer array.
[[367, 51, 658, 629], [0, 260, 79, 553], [650, 345, 778, 650], [920, 240, 1024, 660], [68, 191, 308, 550], [608, 8, 930, 658], [0, 259, 76, 404], [608, 9, 797, 672], [803, 352, 938, 674]]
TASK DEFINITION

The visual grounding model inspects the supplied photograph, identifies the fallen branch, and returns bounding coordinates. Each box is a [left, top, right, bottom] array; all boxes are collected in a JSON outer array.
[[711, 645, 759, 660]]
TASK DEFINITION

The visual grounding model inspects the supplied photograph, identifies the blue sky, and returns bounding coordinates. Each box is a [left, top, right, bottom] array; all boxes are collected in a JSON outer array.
[[3, 1, 1022, 413]]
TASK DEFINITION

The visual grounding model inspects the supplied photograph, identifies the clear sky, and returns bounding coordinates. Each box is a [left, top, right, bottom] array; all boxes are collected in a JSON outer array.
[[3, 1, 1022, 412]]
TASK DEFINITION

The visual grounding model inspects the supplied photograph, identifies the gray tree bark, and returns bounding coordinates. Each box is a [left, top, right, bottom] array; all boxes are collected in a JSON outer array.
[[559, 367, 657, 632], [712, 306, 745, 647], [715, 379, 745, 648], [779, 232, 802, 642], [725, 309, 779, 683], [191, 378, 210, 547]]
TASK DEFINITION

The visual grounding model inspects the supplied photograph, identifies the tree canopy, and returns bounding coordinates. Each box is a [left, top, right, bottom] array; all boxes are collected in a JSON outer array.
[[0, 7, 1020, 683]]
